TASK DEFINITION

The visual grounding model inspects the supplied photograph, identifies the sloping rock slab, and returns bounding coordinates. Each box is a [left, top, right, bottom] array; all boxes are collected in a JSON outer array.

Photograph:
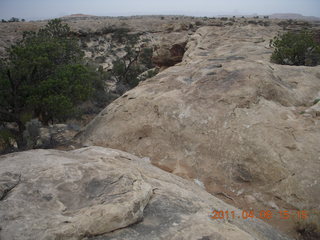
[[78, 25, 320, 213], [0, 147, 290, 240]]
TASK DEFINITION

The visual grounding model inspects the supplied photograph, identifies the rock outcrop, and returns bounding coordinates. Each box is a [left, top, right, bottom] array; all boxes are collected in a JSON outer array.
[[0, 146, 290, 240], [153, 41, 187, 67], [78, 23, 320, 233]]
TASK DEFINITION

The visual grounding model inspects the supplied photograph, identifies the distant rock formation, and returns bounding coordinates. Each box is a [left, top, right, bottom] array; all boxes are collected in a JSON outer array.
[[269, 13, 320, 21], [62, 13, 95, 18]]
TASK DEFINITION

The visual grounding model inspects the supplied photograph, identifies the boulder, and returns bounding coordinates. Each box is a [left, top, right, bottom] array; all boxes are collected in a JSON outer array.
[[0, 146, 290, 240]]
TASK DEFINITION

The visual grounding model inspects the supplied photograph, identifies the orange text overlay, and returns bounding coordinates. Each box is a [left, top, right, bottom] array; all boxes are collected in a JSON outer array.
[[210, 210, 309, 220]]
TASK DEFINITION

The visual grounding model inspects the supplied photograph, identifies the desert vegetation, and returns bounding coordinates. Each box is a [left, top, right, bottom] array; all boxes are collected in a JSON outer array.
[[270, 30, 320, 66], [1, 17, 25, 23], [110, 30, 156, 92], [0, 19, 160, 153], [92, 26, 157, 92], [0, 19, 107, 151]]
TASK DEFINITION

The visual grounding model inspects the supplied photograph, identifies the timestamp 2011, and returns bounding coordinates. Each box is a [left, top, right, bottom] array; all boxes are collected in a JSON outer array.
[[210, 210, 309, 220]]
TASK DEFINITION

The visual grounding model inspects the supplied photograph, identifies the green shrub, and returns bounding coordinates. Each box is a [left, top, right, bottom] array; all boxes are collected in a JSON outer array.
[[0, 128, 16, 153], [110, 29, 154, 92], [313, 99, 320, 105], [270, 31, 320, 66], [248, 20, 258, 25], [139, 48, 154, 68], [111, 28, 131, 43], [8, 17, 20, 22]]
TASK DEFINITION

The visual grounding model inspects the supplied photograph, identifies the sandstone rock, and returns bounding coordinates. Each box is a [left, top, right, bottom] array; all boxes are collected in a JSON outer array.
[[244, 195, 257, 204], [23, 119, 42, 149], [37, 124, 78, 148], [78, 24, 320, 228], [19, 119, 79, 150], [152, 41, 187, 67], [0, 146, 290, 240], [305, 101, 320, 117], [137, 68, 159, 81]]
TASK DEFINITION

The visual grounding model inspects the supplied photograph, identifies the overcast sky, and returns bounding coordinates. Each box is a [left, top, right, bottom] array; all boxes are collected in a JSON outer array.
[[0, 0, 319, 20]]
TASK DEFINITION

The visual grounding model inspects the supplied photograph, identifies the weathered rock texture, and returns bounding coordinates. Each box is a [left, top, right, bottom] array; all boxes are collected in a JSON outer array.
[[0, 146, 290, 240], [79, 24, 320, 225]]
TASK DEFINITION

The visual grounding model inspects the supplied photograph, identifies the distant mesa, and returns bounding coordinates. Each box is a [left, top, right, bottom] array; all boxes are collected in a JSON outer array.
[[269, 13, 320, 21], [62, 13, 95, 18], [216, 13, 319, 21], [59, 13, 319, 21]]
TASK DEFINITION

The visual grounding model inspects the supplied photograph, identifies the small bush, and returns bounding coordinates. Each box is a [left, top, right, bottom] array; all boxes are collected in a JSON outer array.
[[23, 119, 42, 149], [313, 99, 320, 105], [8, 17, 20, 22], [139, 48, 154, 68], [0, 128, 16, 153], [248, 20, 258, 25], [270, 31, 320, 66], [262, 21, 271, 27]]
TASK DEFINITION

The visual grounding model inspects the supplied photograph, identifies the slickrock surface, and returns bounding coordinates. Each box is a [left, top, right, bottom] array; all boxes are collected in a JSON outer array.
[[79, 24, 320, 235], [1, 16, 320, 238], [0, 146, 290, 240]]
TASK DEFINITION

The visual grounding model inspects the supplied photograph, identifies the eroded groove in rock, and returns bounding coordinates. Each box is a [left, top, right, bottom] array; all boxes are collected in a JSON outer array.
[[0, 172, 21, 201]]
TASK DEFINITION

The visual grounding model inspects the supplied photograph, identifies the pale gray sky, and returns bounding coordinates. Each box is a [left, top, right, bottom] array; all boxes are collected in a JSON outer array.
[[0, 0, 319, 20]]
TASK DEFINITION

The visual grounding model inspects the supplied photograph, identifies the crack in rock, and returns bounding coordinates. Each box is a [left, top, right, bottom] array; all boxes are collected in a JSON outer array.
[[0, 172, 21, 201]]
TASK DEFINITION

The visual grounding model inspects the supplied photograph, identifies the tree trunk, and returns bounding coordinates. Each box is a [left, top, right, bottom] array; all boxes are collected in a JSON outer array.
[[16, 121, 26, 150]]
